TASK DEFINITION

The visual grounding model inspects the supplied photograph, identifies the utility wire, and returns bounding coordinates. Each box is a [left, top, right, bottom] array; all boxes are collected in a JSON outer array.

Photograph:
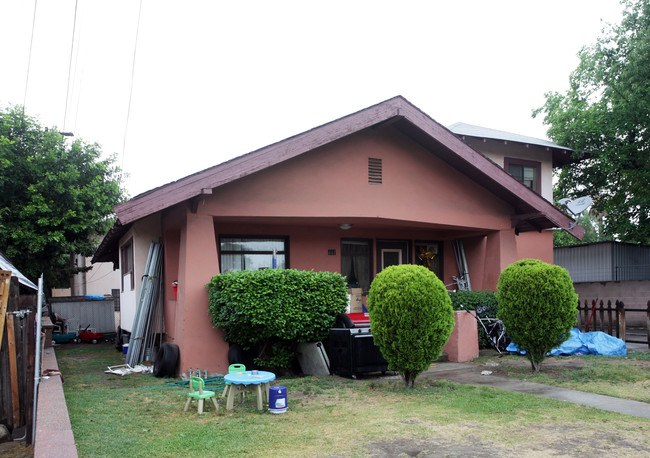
[[71, 3, 84, 135], [63, 0, 79, 134], [22, 0, 39, 120], [121, 0, 144, 176]]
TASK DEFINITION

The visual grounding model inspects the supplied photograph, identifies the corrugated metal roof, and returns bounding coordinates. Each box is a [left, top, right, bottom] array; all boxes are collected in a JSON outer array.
[[448, 122, 572, 151], [554, 242, 650, 282], [0, 251, 38, 290]]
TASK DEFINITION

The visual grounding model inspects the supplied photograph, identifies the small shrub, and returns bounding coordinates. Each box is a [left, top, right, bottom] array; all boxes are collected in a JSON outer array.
[[497, 259, 578, 372], [207, 269, 348, 369], [367, 264, 455, 388], [448, 290, 500, 349]]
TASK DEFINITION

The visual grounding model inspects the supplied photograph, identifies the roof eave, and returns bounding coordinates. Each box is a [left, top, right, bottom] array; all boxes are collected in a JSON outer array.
[[91, 220, 132, 267], [114, 98, 407, 225], [110, 95, 584, 241]]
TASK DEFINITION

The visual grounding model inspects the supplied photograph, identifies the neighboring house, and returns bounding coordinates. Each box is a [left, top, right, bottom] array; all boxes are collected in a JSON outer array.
[[554, 241, 650, 327], [51, 255, 120, 297], [93, 96, 583, 375]]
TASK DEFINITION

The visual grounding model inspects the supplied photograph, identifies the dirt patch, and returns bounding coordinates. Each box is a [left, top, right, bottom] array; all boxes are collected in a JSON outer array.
[[365, 436, 501, 457], [363, 426, 650, 457], [0, 441, 33, 458]]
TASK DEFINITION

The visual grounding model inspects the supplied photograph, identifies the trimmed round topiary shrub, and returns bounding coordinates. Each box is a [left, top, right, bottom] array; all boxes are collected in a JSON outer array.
[[367, 264, 455, 388], [497, 259, 578, 372]]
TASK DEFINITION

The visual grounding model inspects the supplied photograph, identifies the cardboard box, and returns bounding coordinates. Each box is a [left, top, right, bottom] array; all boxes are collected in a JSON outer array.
[[348, 288, 363, 313]]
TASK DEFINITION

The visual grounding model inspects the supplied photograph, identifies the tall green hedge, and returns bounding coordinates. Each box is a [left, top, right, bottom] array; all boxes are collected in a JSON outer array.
[[207, 269, 348, 369], [497, 259, 578, 372], [367, 264, 455, 388]]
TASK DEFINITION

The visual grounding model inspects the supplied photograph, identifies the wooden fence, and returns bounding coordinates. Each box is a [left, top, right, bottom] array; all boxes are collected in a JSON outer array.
[[576, 299, 650, 348], [0, 274, 37, 444]]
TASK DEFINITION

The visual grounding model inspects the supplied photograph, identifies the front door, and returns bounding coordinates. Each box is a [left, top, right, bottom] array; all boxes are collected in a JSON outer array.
[[376, 240, 410, 273]]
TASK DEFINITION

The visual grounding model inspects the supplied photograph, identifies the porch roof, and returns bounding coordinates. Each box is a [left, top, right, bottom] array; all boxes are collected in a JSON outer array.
[[93, 96, 583, 264]]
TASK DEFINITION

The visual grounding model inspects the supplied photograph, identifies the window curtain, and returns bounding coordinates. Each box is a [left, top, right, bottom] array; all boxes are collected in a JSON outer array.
[[342, 241, 371, 293]]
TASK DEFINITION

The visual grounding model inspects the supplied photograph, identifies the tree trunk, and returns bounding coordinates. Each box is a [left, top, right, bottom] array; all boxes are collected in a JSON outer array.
[[402, 371, 416, 388], [528, 355, 542, 373]]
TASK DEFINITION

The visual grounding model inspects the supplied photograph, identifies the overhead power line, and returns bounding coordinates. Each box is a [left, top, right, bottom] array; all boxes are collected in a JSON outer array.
[[62, 0, 79, 135], [121, 0, 144, 176], [22, 0, 39, 118]]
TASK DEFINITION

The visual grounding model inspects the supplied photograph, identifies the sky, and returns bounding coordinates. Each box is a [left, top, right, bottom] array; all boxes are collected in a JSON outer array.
[[0, 0, 624, 198]]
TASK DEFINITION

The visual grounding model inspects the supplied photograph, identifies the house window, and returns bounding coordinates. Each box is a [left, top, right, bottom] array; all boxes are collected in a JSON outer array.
[[220, 237, 288, 272], [415, 241, 442, 280], [341, 239, 372, 294], [120, 239, 134, 292], [504, 158, 540, 193]]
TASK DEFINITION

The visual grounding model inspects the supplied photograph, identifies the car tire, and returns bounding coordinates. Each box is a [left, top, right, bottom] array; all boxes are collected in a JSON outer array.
[[154, 342, 180, 377]]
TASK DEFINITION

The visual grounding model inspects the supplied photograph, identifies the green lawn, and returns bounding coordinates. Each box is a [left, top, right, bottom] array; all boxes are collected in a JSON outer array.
[[476, 351, 650, 402], [57, 344, 650, 457]]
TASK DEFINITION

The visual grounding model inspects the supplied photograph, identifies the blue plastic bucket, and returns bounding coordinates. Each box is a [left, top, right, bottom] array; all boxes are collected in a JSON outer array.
[[268, 386, 287, 414], [122, 343, 129, 355]]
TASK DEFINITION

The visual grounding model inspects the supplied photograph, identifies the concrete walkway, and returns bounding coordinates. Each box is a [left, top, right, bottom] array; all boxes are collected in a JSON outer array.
[[422, 352, 650, 420], [34, 347, 78, 458]]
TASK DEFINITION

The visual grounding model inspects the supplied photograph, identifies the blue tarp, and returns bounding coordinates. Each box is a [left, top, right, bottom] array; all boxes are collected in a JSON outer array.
[[506, 328, 627, 356]]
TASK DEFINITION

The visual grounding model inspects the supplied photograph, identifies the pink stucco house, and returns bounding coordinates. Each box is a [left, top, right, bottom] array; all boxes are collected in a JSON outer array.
[[93, 96, 583, 375]]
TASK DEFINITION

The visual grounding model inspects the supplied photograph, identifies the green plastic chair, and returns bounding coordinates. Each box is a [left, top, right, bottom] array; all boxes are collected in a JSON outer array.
[[223, 363, 247, 401], [184, 376, 219, 414], [229, 363, 246, 373]]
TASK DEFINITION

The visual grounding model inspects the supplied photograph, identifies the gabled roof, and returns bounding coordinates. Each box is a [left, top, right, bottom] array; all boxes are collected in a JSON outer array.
[[94, 96, 583, 262], [0, 251, 38, 290], [448, 122, 579, 167]]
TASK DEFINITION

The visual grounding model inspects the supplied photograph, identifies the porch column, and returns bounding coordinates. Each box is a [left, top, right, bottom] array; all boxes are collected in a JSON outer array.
[[177, 212, 229, 374], [482, 230, 518, 290]]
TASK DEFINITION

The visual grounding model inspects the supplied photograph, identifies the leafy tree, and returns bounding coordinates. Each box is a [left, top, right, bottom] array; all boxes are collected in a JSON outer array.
[[497, 259, 578, 373], [0, 106, 125, 289], [367, 264, 454, 388], [535, 0, 650, 244], [553, 210, 605, 246]]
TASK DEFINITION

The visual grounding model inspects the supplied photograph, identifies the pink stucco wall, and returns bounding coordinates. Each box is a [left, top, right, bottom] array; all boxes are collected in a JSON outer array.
[[442, 311, 479, 362], [200, 130, 513, 230], [516, 231, 554, 263], [153, 127, 554, 375]]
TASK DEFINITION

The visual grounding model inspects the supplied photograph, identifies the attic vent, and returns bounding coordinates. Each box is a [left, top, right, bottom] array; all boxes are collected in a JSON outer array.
[[368, 158, 382, 184]]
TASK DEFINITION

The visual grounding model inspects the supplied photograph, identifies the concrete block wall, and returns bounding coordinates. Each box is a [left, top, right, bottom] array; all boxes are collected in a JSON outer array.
[[574, 280, 650, 327]]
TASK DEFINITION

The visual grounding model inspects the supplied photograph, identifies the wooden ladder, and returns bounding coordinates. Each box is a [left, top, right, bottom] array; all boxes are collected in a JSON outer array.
[[0, 270, 12, 351]]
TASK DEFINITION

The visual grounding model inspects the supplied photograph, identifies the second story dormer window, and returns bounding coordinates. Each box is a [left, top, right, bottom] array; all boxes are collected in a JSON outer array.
[[504, 158, 540, 193]]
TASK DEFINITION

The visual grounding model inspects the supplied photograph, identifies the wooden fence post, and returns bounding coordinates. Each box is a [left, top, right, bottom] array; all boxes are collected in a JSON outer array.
[[598, 299, 604, 332], [616, 300, 626, 341], [606, 300, 613, 336], [646, 300, 650, 350]]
